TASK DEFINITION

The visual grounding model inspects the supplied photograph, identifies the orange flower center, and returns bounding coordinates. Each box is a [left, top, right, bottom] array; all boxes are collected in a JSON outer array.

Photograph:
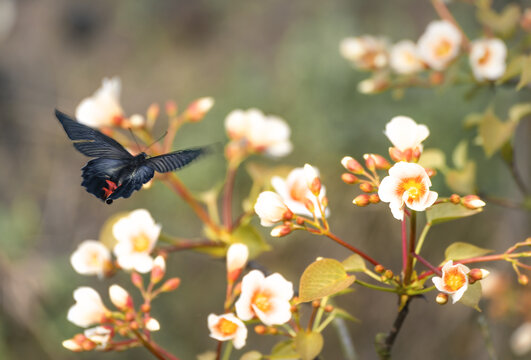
[[132, 232, 151, 252], [443, 267, 467, 292], [215, 318, 238, 336], [289, 180, 308, 202], [252, 291, 271, 313], [397, 176, 426, 202], [434, 38, 452, 58], [88, 252, 102, 267], [478, 47, 491, 66]]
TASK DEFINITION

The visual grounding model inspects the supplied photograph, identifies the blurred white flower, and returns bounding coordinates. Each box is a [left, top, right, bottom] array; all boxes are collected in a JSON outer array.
[[469, 38, 507, 81], [185, 97, 214, 122], [75, 77, 124, 128], [62, 339, 83, 352], [432, 260, 470, 304], [235, 270, 293, 326], [145, 318, 161, 332], [226, 243, 249, 273], [254, 191, 291, 226], [378, 162, 438, 220], [384, 116, 430, 152], [129, 114, 146, 128], [418, 20, 461, 71], [112, 209, 161, 273], [225, 108, 292, 157], [84, 326, 112, 349], [67, 287, 108, 328], [390, 40, 425, 75], [340, 36, 389, 70], [511, 322, 531, 356], [208, 313, 247, 349], [109, 284, 130, 310], [70, 240, 111, 278], [271, 166, 329, 218]]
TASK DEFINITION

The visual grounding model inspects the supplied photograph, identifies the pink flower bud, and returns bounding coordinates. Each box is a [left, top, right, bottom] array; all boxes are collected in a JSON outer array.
[[353, 194, 370, 207], [363, 154, 376, 172], [271, 225, 292, 237], [469, 268, 490, 282], [151, 256, 166, 284], [160, 277, 181, 292], [147, 103, 160, 121], [450, 194, 461, 204], [359, 182, 374, 193], [341, 156, 364, 174], [388, 147, 404, 162], [462, 195, 486, 210], [185, 97, 214, 122], [131, 272, 143, 289], [109, 284, 132, 310], [436, 293, 449, 305], [165, 101, 178, 117], [341, 173, 359, 184], [226, 244, 249, 273], [369, 194, 380, 203]]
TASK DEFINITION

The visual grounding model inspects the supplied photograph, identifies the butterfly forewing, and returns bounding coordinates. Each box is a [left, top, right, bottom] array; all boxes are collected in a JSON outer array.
[[55, 109, 132, 159], [144, 148, 206, 173]]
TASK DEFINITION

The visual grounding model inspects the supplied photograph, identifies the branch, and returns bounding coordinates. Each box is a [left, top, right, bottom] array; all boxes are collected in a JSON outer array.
[[376, 298, 412, 360]]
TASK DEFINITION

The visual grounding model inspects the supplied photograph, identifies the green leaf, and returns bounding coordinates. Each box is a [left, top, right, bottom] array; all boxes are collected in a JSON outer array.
[[294, 331, 324, 360], [270, 340, 298, 359], [333, 307, 360, 323], [517, 56, 531, 90], [459, 282, 482, 311], [508, 103, 531, 123], [496, 55, 524, 84], [426, 203, 482, 225], [298, 258, 356, 303], [240, 351, 262, 360], [444, 242, 493, 261], [478, 108, 517, 158], [418, 148, 447, 171], [477, 4, 521, 37], [445, 161, 476, 195], [231, 224, 271, 258], [342, 254, 367, 272], [452, 140, 468, 170], [99, 211, 130, 249]]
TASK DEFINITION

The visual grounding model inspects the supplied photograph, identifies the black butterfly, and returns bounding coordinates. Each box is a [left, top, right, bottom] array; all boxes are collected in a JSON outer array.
[[56, 109, 207, 204]]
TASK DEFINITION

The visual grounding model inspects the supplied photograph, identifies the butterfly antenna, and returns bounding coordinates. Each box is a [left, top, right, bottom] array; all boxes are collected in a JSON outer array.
[[146, 131, 168, 150], [128, 128, 143, 152]]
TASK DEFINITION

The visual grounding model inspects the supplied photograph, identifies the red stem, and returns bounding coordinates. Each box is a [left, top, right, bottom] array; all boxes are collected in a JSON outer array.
[[325, 232, 381, 266], [412, 253, 442, 276], [418, 254, 511, 280], [401, 213, 408, 277], [222, 166, 237, 232]]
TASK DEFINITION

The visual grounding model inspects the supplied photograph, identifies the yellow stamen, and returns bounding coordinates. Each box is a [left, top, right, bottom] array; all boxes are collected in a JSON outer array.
[[397, 176, 426, 202], [478, 47, 491, 66], [434, 38, 452, 58], [252, 291, 271, 313], [443, 267, 467, 292], [289, 180, 307, 202], [216, 318, 238, 336], [132, 232, 151, 252]]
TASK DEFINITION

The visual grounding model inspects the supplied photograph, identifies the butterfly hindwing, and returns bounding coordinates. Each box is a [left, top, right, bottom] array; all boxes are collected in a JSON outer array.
[[144, 148, 206, 173], [106, 165, 155, 203], [56, 109, 132, 159]]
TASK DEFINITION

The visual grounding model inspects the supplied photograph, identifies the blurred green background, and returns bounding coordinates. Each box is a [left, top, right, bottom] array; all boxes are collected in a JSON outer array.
[[0, 0, 529, 359]]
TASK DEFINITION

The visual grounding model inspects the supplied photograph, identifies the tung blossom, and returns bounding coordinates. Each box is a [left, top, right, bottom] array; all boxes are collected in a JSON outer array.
[[432, 260, 470, 304], [70, 240, 111, 278], [254, 191, 292, 226], [75, 77, 124, 128], [378, 162, 438, 220], [112, 209, 161, 273], [226, 243, 249, 273], [390, 40, 425, 75], [235, 270, 294, 326], [384, 116, 429, 152], [84, 326, 112, 350], [418, 20, 462, 71], [207, 313, 248, 349], [225, 108, 292, 157], [469, 38, 507, 81], [67, 287, 108, 328], [271, 166, 329, 218], [340, 35, 389, 70]]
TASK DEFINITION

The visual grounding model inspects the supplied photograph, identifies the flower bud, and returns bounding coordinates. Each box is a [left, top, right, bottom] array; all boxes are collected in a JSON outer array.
[[383, 269, 394, 280], [321, 196, 328, 208], [185, 97, 214, 122], [449, 194, 461, 204], [146, 103, 160, 127], [363, 154, 376, 172], [341, 173, 359, 184], [129, 114, 145, 128], [369, 194, 380, 204], [411, 147, 422, 162], [312, 300, 321, 308], [141, 303, 151, 313], [227, 243, 249, 278], [424, 168, 436, 178], [304, 164, 321, 196], [436, 293, 449, 305], [374, 265, 385, 273], [341, 156, 364, 174], [304, 198, 315, 213], [468, 268, 490, 282], [359, 183, 374, 193], [271, 225, 292, 237], [130, 321, 139, 331], [462, 195, 486, 210], [371, 154, 391, 170], [131, 272, 143, 289], [62, 339, 83, 352], [151, 256, 166, 284], [518, 274, 529, 285], [160, 277, 181, 292], [389, 147, 404, 162], [295, 217, 304, 225], [324, 305, 334, 312], [430, 71, 444, 85], [109, 285, 132, 310], [145, 318, 160, 332], [81, 338, 96, 351], [353, 194, 370, 207], [254, 325, 267, 334], [165, 101, 178, 118]]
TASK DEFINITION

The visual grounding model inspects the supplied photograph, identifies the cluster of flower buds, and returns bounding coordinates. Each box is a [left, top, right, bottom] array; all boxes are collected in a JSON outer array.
[[254, 164, 330, 237], [449, 194, 487, 210], [63, 255, 179, 353], [341, 155, 388, 207]]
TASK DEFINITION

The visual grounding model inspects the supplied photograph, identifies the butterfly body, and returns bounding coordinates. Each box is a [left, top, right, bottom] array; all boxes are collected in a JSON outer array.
[[56, 109, 207, 204]]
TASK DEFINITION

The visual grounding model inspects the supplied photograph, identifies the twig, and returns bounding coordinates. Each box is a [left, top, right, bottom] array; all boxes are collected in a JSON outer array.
[[376, 298, 412, 360]]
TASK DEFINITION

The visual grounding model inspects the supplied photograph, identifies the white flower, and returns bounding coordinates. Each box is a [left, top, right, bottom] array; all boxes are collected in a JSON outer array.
[[153, 255, 166, 273], [129, 114, 145, 128], [67, 287, 108, 328], [70, 240, 111, 278], [84, 326, 112, 349], [469, 38, 507, 81], [62, 339, 83, 352], [378, 162, 438, 220], [384, 116, 429, 152], [432, 260, 470, 304], [75, 77, 124, 128], [145, 318, 161, 332], [511, 322, 531, 356], [254, 191, 291, 226], [226, 243, 249, 273], [208, 313, 248, 349], [235, 270, 293, 326], [271, 167, 329, 218], [340, 36, 389, 70], [418, 20, 461, 71], [224, 108, 292, 157], [112, 209, 161, 273], [109, 284, 130, 309], [390, 40, 425, 75], [303, 163, 320, 192]]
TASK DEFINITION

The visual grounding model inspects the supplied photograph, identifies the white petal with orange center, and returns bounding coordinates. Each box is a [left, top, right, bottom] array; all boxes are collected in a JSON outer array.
[[469, 38, 507, 81], [418, 20, 461, 71], [384, 116, 429, 152]]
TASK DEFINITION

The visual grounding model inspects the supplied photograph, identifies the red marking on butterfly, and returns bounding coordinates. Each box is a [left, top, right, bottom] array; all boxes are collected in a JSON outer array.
[[102, 180, 118, 199]]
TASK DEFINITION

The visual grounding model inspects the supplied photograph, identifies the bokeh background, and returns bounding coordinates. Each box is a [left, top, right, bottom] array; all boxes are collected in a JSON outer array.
[[0, 0, 530, 359]]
